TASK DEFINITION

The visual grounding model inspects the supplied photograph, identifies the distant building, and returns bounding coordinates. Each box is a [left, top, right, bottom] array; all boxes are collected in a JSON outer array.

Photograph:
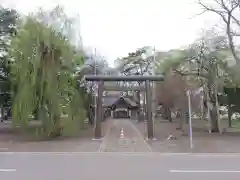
[[103, 96, 139, 119]]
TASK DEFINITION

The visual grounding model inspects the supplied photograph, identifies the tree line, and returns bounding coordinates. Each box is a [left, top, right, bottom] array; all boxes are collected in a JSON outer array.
[[1, 0, 240, 138], [115, 0, 240, 133], [0, 5, 112, 138]]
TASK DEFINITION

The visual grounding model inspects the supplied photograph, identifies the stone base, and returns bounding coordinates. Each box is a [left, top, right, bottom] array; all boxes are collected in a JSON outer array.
[[92, 138, 103, 141], [145, 137, 157, 141]]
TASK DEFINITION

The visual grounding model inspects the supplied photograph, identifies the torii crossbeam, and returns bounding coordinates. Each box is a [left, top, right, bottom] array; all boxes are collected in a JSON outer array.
[[84, 75, 165, 140]]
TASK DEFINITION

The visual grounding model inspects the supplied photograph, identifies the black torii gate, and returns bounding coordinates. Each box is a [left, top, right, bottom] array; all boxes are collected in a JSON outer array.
[[84, 75, 164, 140]]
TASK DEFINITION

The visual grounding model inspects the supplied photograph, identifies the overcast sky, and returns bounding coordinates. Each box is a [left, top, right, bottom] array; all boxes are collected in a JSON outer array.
[[1, 0, 218, 66]]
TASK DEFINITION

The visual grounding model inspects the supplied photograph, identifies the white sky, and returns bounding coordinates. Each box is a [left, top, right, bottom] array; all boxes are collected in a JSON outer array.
[[1, 0, 218, 66]]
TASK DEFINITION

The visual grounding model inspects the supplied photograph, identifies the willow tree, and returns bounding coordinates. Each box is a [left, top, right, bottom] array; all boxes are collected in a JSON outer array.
[[10, 7, 85, 137]]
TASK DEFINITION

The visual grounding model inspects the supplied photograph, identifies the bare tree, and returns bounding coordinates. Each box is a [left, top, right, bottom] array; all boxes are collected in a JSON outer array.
[[155, 31, 231, 132], [197, 0, 240, 63], [156, 70, 189, 123], [174, 32, 231, 132]]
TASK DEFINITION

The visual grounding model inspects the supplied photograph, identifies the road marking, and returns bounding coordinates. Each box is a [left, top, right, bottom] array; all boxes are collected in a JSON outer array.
[[2, 152, 240, 157], [170, 170, 240, 173], [0, 169, 16, 172]]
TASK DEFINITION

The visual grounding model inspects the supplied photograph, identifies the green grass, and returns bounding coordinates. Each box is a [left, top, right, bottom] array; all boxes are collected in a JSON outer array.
[[232, 119, 240, 128], [14, 117, 87, 140], [60, 117, 87, 137]]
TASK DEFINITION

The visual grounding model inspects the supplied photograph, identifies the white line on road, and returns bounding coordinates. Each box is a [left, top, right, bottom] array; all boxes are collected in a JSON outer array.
[[0, 169, 16, 172], [2, 152, 240, 157], [170, 170, 240, 173]]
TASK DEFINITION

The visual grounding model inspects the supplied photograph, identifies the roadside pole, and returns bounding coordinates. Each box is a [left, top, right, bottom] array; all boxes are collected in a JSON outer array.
[[187, 90, 193, 149]]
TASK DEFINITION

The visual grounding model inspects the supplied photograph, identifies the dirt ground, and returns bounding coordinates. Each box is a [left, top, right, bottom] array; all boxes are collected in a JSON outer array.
[[2, 117, 240, 153], [134, 118, 240, 153], [0, 120, 112, 152]]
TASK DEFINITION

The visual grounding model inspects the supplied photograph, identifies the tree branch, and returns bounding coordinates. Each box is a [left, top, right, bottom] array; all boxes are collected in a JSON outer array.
[[173, 69, 208, 79], [197, 0, 240, 63]]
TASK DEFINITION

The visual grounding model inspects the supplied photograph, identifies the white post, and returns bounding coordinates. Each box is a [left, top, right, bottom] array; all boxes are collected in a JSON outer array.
[[187, 90, 193, 149]]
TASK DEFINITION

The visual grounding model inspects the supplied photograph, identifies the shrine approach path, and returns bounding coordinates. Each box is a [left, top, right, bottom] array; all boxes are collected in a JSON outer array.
[[99, 118, 152, 152]]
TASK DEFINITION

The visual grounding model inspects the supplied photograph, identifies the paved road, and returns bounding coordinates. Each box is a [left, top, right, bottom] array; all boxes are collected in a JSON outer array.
[[1, 152, 240, 180]]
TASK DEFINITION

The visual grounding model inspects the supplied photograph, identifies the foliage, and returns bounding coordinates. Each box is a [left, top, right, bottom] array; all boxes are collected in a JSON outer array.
[[153, 31, 236, 130], [155, 49, 188, 75], [0, 6, 18, 109], [197, 0, 240, 64], [9, 7, 85, 137], [116, 46, 155, 76], [197, 0, 240, 87]]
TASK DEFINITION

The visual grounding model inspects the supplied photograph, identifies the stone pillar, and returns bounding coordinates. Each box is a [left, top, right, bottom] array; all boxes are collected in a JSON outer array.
[[145, 80, 154, 139], [94, 80, 104, 139]]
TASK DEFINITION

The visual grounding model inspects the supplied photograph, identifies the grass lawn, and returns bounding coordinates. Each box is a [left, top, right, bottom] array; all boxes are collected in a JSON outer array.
[[232, 119, 240, 129], [14, 117, 89, 140]]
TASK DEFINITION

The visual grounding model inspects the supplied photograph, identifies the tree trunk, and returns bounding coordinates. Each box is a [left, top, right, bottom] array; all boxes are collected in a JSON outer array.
[[177, 110, 184, 131], [167, 108, 172, 122], [162, 106, 167, 119], [162, 106, 172, 122], [135, 90, 141, 121], [0, 106, 4, 122], [184, 111, 189, 124], [227, 94, 232, 127], [88, 106, 94, 125], [210, 105, 219, 132], [207, 77, 220, 133], [228, 106, 232, 128], [46, 104, 62, 138], [176, 110, 181, 118], [49, 115, 62, 137]]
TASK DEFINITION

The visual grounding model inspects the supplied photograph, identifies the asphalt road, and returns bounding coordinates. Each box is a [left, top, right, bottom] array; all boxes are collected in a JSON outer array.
[[1, 152, 240, 180]]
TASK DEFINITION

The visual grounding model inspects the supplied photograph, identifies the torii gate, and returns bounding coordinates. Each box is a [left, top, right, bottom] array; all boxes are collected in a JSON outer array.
[[84, 75, 165, 140]]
